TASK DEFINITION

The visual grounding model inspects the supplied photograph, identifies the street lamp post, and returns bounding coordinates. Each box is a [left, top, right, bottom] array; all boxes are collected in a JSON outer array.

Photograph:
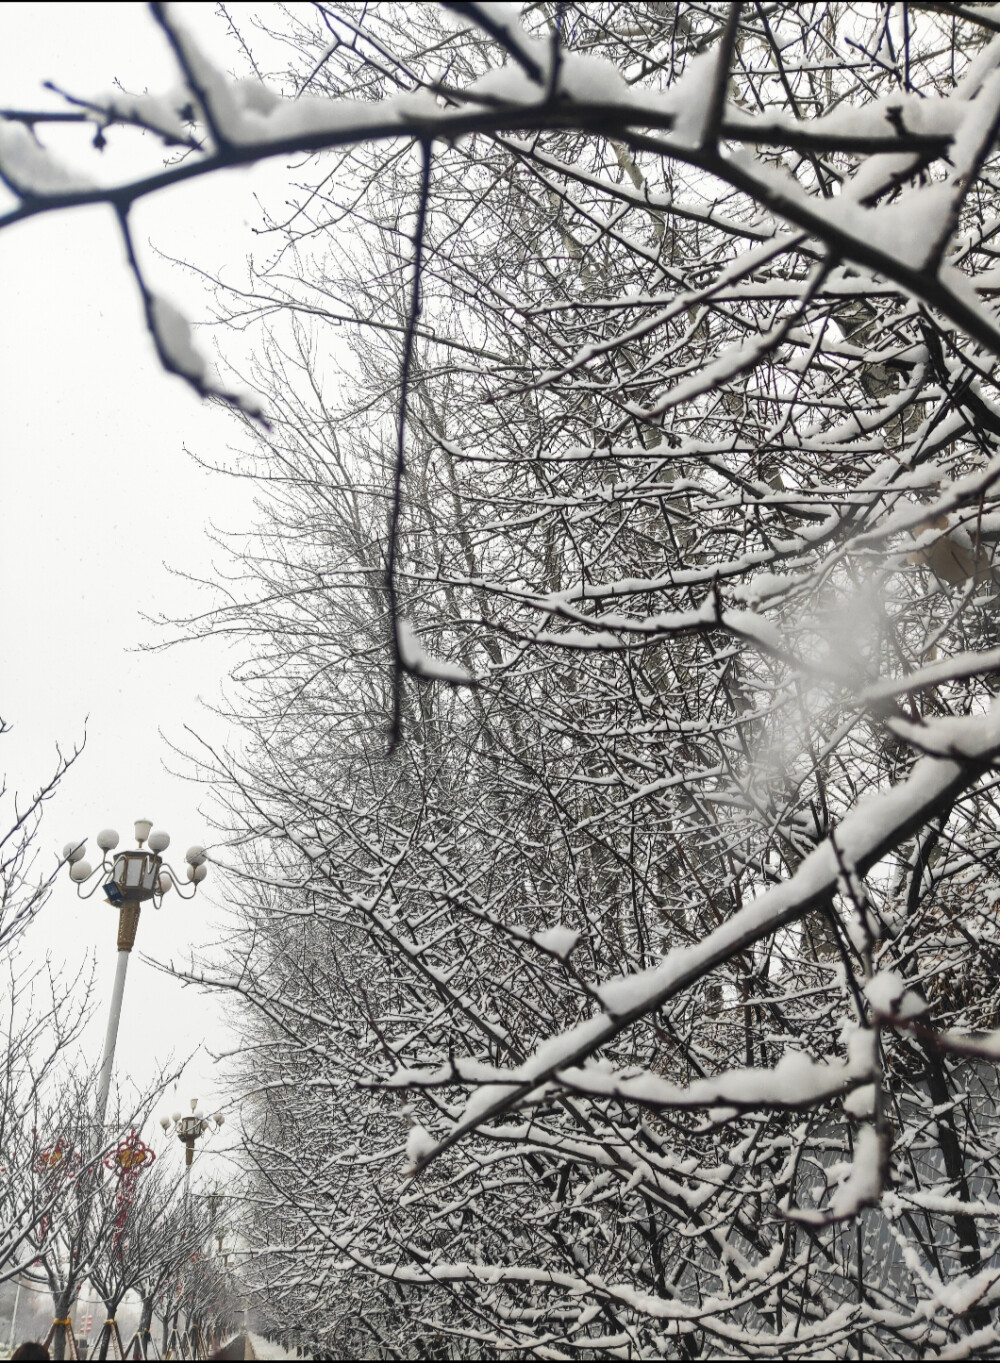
[[160, 1102, 224, 1202], [5, 1278, 22, 1358], [63, 819, 209, 1129], [159, 1105, 224, 1363]]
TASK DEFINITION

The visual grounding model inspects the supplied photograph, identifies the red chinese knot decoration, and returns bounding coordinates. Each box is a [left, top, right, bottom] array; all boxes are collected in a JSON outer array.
[[33, 1135, 80, 1242], [35, 1136, 77, 1177], [104, 1129, 156, 1255]]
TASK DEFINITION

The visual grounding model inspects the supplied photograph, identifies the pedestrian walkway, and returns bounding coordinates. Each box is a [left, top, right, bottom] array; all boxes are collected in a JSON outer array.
[[213, 1334, 252, 1361], [214, 1332, 296, 1361], [245, 1333, 297, 1360]]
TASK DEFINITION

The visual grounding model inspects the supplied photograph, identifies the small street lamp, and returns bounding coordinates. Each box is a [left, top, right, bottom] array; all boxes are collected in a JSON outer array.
[[159, 1102, 225, 1357], [160, 1101, 224, 1198], [63, 819, 209, 1129]]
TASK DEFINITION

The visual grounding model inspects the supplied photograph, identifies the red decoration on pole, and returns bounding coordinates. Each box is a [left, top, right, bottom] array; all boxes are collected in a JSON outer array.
[[33, 1134, 81, 1243], [104, 1129, 156, 1255], [35, 1135, 76, 1175]]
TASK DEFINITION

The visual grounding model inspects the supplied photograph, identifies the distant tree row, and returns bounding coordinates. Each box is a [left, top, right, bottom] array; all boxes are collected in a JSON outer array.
[[0, 743, 236, 1359]]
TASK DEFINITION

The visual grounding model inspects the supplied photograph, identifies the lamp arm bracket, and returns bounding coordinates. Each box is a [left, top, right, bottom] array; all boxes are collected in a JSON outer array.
[[160, 868, 199, 901], [73, 855, 119, 899]]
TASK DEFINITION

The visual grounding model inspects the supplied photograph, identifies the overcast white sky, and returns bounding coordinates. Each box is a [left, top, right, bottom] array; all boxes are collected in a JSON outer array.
[[0, 4, 296, 1175]]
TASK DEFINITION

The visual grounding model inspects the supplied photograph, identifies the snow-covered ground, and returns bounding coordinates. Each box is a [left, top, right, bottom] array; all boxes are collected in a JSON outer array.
[[247, 1332, 299, 1361]]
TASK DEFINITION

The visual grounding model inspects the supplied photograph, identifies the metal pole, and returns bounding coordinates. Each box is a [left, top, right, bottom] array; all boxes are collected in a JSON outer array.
[[94, 901, 141, 1130], [6, 1278, 21, 1356], [95, 948, 130, 1129]]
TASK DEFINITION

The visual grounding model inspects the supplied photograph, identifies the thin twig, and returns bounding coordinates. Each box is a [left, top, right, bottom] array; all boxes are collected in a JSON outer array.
[[702, 3, 743, 151], [386, 140, 433, 752]]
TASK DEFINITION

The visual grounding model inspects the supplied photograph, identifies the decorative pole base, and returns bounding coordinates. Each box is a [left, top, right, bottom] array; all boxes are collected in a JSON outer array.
[[117, 901, 141, 952]]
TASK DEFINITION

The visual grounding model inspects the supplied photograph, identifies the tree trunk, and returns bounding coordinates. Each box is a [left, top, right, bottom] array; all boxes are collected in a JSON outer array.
[[97, 1297, 123, 1362], [49, 1287, 74, 1363], [136, 1294, 155, 1359]]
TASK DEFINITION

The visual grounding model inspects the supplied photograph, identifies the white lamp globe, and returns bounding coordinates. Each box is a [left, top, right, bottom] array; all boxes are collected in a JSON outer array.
[[194, 1108, 205, 1121], [158, 873, 172, 894], [214, 1112, 225, 1126], [171, 1111, 182, 1123], [148, 830, 170, 853], [159, 1116, 170, 1131], [192, 864, 208, 883], [185, 845, 207, 866], [63, 841, 86, 863], [96, 829, 119, 852], [134, 819, 153, 846], [70, 860, 92, 882]]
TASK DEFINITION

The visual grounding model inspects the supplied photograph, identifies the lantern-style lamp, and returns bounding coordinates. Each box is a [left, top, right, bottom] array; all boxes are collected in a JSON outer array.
[[161, 1103, 225, 1166], [62, 818, 211, 1129]]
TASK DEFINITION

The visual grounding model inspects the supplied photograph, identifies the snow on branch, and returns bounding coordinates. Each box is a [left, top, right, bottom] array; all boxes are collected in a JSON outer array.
[[5, 1, 1000, 381], [386, 1026, 877, 1116], [397, 620, 475, 685], [406, 703, 1000, 1172]]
